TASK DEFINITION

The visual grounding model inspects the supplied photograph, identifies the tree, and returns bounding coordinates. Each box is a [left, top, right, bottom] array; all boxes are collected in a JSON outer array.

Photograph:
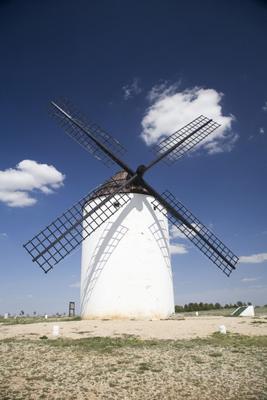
[[175, 305, 184, 313]]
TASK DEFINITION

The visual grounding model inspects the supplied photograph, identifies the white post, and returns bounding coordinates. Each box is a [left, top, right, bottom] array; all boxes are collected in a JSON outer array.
[[52, 325, 60, 336]]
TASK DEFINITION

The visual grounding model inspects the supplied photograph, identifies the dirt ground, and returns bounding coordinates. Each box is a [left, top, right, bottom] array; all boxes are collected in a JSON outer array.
[[0, 317, 266, 400], [1, 316, 267, 340]]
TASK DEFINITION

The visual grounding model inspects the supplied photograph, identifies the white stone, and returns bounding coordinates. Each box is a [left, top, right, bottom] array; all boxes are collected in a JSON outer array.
[[219, 325, 227, 334], [80, 193, 174, 320], [52, 325, 60, 336]]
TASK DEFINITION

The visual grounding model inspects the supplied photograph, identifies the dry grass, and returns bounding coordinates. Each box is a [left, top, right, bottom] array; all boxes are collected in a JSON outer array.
[[0, 316, 81, 325], [173, 305, 267, 317], [0, 333, 266, 400]]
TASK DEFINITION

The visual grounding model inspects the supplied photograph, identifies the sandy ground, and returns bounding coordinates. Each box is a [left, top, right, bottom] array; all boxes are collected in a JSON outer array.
[[0, 316, 267, 340]]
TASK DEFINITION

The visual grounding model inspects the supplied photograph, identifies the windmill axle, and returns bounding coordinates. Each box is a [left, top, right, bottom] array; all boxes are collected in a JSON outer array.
[[136, 164, 147, 177]]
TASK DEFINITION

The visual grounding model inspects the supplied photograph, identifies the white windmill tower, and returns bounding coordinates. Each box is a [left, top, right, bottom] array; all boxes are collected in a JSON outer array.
[[80, 171, 173, 319], [24, 100, 239, 320]]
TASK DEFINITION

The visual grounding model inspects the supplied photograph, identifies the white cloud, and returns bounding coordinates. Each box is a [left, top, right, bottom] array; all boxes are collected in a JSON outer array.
[[169, 224, 188, 255], [69, 281, 80, 288], [141, 84, 238, 154], [147, 81, 181, 102], [0, 160, 65, 207], [169, 225, 186, 240], [262, 101, 267, 112], [0, 233, 8, 239], [239, 252, 267, 264], [241, 277, 260, 283], [248, 127, 264, 140], [170, 222, 203, 240], [169, 243, 188, 255], [169, 221, 212, 255], [123, 78, 142, 100]]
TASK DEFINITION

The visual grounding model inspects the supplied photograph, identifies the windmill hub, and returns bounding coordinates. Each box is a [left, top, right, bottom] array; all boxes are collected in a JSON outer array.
[[136, 164, 146, 177]]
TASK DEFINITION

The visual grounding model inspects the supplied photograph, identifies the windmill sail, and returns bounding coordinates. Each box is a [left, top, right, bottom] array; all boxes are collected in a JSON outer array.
[[152, 190, 238, 276], [50, 99, 127, 168], [24, 100, 239, 279], [23, 176, 133, 273], [151, 115, 220, 165]]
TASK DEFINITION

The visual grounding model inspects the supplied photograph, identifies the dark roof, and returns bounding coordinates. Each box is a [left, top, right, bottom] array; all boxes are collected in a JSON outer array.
[[92, 170, 149, 198]]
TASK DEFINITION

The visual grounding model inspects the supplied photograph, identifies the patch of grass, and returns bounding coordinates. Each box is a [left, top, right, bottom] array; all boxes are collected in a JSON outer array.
[[30, 333, 267, 356], [199, 332, 267, 348], [2, 333, 267, 357], [254, 306, 267, 316], [0, 338, 17, 343], [231, 349, 244, 353], [26, 375, 47, 381], [208, 352, 223, 357], [0, 316, 81, 325], [251, 320, 267, 324], [174, 305, 267, 317], [174, 308, 237, 317], [41, 335, 162, 353], [138, 362, 152, 373], [192, 355, 206, 364]]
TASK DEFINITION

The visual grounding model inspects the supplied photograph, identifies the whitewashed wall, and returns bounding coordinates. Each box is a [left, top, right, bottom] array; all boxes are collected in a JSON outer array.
[[80, 193, 174, 319], [240, 305, 255, 317]]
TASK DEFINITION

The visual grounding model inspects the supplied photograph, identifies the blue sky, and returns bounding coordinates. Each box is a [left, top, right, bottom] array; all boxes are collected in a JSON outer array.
[[0, 0, 266, 314]]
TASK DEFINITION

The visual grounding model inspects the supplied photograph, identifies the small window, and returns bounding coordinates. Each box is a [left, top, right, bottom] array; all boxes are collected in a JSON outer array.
[[113, 201, 120, 209]]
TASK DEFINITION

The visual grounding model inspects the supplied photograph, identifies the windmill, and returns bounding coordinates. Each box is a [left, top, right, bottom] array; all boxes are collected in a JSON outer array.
[[23, 100, 239, 319]]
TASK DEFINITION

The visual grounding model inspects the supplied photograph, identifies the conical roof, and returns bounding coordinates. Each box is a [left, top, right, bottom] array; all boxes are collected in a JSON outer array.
[[92, 170, 149, 198]]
